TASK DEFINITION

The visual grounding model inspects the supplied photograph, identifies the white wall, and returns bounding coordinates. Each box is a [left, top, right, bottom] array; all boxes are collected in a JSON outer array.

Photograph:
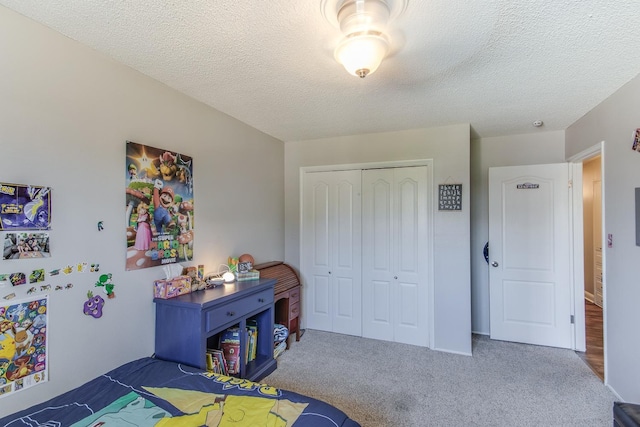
[[0, 6, 284, 416], [284, 124, 472, 355], [566, 72, 640, 402], [469, 131, 566, 334]]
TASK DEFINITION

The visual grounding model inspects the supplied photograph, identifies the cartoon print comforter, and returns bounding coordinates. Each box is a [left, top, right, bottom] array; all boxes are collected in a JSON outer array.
[[0, 357, 360, 427]]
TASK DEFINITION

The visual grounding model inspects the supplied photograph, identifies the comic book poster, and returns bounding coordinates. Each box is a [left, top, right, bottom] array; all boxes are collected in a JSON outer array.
[[125, 141, 194, 271], [0, 295, 48, 399], [0, 183, 51, 230]]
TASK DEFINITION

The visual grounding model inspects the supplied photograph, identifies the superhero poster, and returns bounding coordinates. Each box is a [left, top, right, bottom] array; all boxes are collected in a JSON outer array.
[[0, 183, 51, 230], [125, 141, 194, 271], [0, 296, 48, 399]]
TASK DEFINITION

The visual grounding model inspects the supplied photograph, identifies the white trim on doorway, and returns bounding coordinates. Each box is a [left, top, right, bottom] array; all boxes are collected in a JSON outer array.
[[568, 141, 606, 383]]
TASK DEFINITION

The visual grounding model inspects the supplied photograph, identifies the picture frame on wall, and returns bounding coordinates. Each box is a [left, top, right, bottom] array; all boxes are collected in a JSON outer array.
[[438, 184, 462, 211]]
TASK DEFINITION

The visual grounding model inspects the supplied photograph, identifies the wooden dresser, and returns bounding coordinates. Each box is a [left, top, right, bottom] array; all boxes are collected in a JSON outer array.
[[255, 261, 302, 348]]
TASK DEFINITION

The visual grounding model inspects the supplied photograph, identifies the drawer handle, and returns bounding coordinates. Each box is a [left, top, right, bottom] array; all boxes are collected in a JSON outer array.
[[258, 298, 265, 303], [227, 311, 236, 317]]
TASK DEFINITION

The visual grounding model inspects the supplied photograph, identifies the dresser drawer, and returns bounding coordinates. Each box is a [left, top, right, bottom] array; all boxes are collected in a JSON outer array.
[[206, 288, 274, 332]]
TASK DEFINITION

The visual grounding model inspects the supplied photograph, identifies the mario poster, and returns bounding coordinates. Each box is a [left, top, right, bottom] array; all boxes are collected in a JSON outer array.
[[0, 295, 49, 399], [125, 141, 194, 271]]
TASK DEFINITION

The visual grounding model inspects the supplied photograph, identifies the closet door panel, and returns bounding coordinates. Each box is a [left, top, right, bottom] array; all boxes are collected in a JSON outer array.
[[372, 179, 392, 270], [331, 172, 362, 336], [303, 170, 362, 336], [398, 281, 419, 327], [336, 277, 356, 318], [303, 178, 333, 331], [363, 166, 429, 346], [371, 279, 392, 327], [312, 276, 331, 316], [397, 177, 419, 273], [362, 169, 395, 341], [312, 182, 330, 268], [393, 167, 429, 346]]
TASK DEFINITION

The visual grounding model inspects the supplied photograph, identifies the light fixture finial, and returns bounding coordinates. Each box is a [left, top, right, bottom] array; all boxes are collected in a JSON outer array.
[[356, 69, 369, 78]]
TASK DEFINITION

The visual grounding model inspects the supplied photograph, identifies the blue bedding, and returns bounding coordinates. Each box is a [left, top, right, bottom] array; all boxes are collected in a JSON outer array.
[[0, 357, 360, 427]]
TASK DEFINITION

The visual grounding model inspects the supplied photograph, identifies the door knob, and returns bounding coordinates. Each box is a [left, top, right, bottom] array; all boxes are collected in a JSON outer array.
[[491, 261, 499, 267]]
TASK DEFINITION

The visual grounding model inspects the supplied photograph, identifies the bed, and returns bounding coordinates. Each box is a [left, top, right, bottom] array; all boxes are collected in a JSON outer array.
[[0, 357, 360, 427]]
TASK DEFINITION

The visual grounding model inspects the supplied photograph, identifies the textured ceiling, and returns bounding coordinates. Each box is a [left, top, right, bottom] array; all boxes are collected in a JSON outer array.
[[2, 1, 640, 142]]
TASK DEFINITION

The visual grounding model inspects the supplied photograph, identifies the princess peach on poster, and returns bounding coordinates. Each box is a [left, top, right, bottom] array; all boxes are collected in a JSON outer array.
[[134, 202, 152, 251]]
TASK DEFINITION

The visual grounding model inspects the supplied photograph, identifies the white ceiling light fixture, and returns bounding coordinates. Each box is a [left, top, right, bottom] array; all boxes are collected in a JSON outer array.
[[323, 0, 408, 78]]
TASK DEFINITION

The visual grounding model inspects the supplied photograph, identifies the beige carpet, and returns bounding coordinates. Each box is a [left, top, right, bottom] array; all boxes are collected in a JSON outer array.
[[264, 330, 617, 427]]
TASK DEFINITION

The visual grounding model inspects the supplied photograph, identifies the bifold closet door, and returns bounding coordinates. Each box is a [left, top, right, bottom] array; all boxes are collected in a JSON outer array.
[[362, 166, 429, 346], [302, 170, 362, 336]]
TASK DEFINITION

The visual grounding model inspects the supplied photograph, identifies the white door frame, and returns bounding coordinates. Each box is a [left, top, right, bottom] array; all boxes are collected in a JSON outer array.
[[568, 141, 606, 381], [299, 159, 435, 349]]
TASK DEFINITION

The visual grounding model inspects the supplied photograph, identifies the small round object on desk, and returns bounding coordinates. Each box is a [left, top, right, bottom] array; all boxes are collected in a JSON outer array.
[[238, 253, 255, 265]]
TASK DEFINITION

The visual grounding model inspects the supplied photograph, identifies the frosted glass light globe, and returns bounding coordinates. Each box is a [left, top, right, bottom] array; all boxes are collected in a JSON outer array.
[[335, 32, 389, 78]]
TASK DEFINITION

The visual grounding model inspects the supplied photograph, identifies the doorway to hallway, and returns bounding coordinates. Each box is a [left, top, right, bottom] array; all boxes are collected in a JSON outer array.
[[576, 154, 604, 381]]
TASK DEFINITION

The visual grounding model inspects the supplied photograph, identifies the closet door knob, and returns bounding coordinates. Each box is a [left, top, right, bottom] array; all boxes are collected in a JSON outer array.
[[394, 276, 398, 279], [491, 261, 499, 267]]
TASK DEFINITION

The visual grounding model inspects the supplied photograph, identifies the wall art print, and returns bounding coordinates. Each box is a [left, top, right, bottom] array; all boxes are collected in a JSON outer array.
[[125, 141, 194, 271], [0, 295, 48, 399], [0, 183, 51, 230], [632, 128, 640, 152], [3, 232, 51, 260]]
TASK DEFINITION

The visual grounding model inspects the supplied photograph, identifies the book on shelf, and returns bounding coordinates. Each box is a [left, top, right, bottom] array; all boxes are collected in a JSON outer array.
[[220, 328, 241, 375], [206, 348, 226, 375], [246, 320, 258, 363], [213, 349, 228, 375]]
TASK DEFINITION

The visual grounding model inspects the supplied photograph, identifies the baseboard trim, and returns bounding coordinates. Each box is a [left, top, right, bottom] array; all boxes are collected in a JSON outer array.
[[434, 347, 473, 357]]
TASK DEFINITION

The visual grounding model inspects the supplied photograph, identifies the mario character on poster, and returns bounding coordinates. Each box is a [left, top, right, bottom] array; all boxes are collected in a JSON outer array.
[[0, 296, 48, 399], [0, 183, 51, 231], [125, 141, 194, 271]]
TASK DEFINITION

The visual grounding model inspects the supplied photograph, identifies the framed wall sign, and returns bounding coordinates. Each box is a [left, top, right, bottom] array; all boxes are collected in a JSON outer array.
[[438, 184, 462, 211]]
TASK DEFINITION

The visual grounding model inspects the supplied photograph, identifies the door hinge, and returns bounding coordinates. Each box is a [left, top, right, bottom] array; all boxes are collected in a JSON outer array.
[[570, 315, 575, 324]]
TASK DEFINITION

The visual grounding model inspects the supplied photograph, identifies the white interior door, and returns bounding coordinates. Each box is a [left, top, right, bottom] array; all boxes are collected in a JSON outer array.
[[489, 163, 573, 349], [362, 166, 429, 346], [302, 170, 362, 336]]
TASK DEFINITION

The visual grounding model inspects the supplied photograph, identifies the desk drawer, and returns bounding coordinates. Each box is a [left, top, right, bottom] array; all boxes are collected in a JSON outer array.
[[206, 288, 274, 332], [289, 301, 300, 319], [289, 287, 300, 304]]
